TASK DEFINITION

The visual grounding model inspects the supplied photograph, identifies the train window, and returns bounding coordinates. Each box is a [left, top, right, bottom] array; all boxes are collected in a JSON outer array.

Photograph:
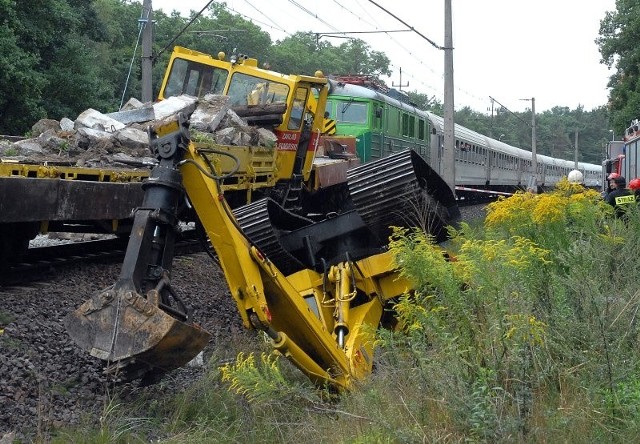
[[418, 119, 425, 140], [475, 147, 481, 165], [373, 105, 383, 129], [288, 87, 308, 130], [409, 115, 415, 137], [337, 101, 367, 124], [402, 114, 409, 136], [325, 100, 333, 118]]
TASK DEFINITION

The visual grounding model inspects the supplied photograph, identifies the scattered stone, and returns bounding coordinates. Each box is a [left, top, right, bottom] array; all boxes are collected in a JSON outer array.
[[114, 126, 149, 151], [120, 97, 146, 111], [59, 117, 75, 132], [31, 119, 60, 137], [0, 254, 246, 442], [12, 139, 45, 156]]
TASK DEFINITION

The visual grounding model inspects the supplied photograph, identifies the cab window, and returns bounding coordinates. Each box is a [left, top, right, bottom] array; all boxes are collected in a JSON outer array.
[[228, 73, 290, 107], [164, 58, 228, 98], [288, 87, 308, 130]]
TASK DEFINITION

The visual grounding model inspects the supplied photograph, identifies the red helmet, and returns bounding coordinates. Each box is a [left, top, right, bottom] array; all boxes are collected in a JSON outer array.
[[630, 178, 640, 190], [608, 172, 621, 180]]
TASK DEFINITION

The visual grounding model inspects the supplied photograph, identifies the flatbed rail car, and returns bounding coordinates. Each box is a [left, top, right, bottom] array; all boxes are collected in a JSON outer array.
[[0, 161, 149, 265]]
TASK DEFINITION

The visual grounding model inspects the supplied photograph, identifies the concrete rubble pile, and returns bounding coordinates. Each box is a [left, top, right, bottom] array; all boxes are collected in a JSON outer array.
[[0, 94, 279, 169]]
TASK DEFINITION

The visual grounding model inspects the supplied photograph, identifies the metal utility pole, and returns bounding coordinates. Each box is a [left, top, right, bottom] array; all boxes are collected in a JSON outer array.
[[520, 97, 537, 190], [442, 0, 455, 193], [489, 97, 495, 139], [366, 0, 453, 189], [531, 97, 537, 187], [141, 0, 154, 103], [574, 129, 579, 169]]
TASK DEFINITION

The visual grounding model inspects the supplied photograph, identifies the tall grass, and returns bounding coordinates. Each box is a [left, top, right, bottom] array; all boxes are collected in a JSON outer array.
[[54, 180, 640, 443]]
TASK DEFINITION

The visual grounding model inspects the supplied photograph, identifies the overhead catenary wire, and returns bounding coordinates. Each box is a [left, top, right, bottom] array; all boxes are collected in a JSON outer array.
[[119, 4, 149, 110], [240, 0, 288, 34], [156, 0, 217, 60], [218, 1, 480, 108], [366, 0, 447, 51], [241, 0, 450, 103], [308, 0, 442, 96], [489, 95, 531, 127]]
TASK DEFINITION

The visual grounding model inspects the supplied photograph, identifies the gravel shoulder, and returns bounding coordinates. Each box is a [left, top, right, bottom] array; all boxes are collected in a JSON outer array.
[[0, 253, 245, 442]]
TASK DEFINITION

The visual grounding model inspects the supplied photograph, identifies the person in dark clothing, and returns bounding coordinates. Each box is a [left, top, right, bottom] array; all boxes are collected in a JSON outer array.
[[602, 172, 621, 197], [605, 176, 636, 217], [629, 177, 640, 199]]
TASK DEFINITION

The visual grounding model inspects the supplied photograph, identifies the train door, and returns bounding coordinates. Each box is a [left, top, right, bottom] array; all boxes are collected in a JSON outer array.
[[515, 158, 523, 185], [381, 106, 398, 157], [485, 150, 494, 185], [371, 102, 384, 162], [429, 126, 442, 176], [417, 117, 428, 159]]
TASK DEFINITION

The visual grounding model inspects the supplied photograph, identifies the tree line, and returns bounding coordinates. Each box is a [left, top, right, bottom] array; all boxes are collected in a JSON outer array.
[[0, 0, 632, 164]]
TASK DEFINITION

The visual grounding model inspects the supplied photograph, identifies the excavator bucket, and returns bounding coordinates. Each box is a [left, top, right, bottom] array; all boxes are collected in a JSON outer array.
[[65, 287, 211, 379]]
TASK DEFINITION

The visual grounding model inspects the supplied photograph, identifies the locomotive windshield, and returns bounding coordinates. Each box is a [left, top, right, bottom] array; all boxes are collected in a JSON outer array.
[[337, 100, 367, 124]]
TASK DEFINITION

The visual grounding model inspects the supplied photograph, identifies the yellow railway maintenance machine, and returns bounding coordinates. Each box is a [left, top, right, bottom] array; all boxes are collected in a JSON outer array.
[[66, 47, 460, 388]]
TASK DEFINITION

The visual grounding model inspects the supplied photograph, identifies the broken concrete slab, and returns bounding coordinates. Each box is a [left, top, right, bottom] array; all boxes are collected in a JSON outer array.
[[121, 97, 146, 111], [60, 117, 75, 132], [256, 128, 278, 147], [115, 127, 150, 151], [4, 93, 283, 168], [75, 109, 126, 132], [107, 106, 155, 125], [13, 139, 46, 156], [153, 95, 198, 120]]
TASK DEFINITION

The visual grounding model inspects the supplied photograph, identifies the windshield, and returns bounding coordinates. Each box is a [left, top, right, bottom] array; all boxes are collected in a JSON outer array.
[[227, 73, 290, 107], [164, 58, 229, 98], [337, 100, 367, 124]]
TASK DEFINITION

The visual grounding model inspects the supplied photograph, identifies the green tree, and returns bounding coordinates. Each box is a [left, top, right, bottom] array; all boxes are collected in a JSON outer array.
[[0, 2, 47, 134], [268, 33, 391, 78], [0, 0, 115, 133], [407, 90, 442, 114], [596, 0, 640, 133]]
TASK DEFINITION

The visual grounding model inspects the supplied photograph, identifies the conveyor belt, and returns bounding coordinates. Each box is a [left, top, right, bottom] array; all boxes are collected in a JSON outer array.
[[233, 150, 461, 275], [233, 198, 311, 275], [347, 149, 459, 243]]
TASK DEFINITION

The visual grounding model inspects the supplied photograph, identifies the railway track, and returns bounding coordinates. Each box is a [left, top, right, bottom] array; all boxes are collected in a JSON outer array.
[[0, 230, 204, 287], [0, 194, 489, 288]]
